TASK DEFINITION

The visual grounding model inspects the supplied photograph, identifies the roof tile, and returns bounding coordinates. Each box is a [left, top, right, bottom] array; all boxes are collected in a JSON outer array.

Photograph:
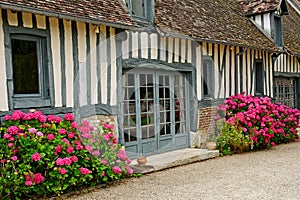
[[0, 0, 134, 27], [155, 0, 281, 52]]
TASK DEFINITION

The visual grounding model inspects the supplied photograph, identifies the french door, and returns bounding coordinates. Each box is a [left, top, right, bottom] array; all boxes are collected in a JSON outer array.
[[120, 70, 189, 158]]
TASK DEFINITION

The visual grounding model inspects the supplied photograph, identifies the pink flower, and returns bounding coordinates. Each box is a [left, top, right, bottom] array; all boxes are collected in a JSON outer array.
[[271, 142, 276, 147], [79, 167, 92, 175], [33, 173, 44, 184], [59, 168, 67, 175], [64, 113, 74, 121], [112, 166, 122, 174], [102, 172, 105, 176], [126, 159, 132, 164], [71, 155, 78, 162], [36, 131, 44, 137], [39, 115, 47, 123], [47, 134, 55, 141], [31, 153, 42, 161], [81, 132, 92, 139], [125, 166, 133, 175], [66, 146, 74, 154], [85, 144, 93, 153], [3, 133, 11, 139], [28, 128, 37, 133], [104, 123, 114, 130], [117, 152, 127, 160], [11, 110, 24, 121], [76, 144, 84, 150], [243, 128, 247, 132], [48, 115, 62, 123], [63, 157, 72, 165], [56, 158, 65, 166], [55, 145, 62, 153], [101, 159, 107, 165], [7, 126, 19, 135], [25, 174, 32, 181], [0, 159, 6, 163], [58, 128, 66, 135], [4, 115, 11, 121], [72, 122, 78, 129], [9, 137, 14, 141], [25, 181, 33, 186], [11, 156, 18, 161], [92, 150, 100, 156], [61, 138, 70, 145], [82, 120, 90, 127], [104, 133, 110, 141], [7, 143, 13, 148], [68, 132, 75, 139]]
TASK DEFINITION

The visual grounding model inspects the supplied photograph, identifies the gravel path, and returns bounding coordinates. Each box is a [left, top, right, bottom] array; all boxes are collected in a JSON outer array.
[[66, 141, 300, 200]]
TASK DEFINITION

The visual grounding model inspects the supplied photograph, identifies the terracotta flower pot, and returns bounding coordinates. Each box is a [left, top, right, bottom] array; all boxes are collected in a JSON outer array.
[[137, 157, 147, 165]]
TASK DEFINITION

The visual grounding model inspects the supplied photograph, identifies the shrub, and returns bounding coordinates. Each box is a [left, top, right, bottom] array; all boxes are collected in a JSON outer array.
[[216, 93, 300, 152], [0, 110, 133, 199], [216, 120, 252, 156]]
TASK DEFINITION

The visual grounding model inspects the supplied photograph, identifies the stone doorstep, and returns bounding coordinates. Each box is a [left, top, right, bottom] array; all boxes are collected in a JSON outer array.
[[130, 148, 219, 174]]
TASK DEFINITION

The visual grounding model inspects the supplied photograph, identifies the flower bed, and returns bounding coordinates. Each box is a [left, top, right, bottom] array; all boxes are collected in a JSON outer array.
[[0, 110, 133, 199], [216, 93, 300, 155]]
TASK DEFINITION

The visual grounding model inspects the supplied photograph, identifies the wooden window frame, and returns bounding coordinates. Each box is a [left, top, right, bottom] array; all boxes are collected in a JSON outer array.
[[7, 32, 51, 109], [255, 59, 264, 96], [125, 0, 154, 22], [274, 14, 283, 47], [202, 57, 214, 98]]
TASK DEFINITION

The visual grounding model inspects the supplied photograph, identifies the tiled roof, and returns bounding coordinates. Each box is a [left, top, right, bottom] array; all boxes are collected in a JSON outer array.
[[0, 0, 134, 27], [283, 2, 300, 55], [238, 0, 280, 16], [155, 0, 282, 52]]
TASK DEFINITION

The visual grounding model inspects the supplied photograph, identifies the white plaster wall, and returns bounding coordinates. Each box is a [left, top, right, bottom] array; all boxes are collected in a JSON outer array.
[[0, 9, 9, 111], [100, 25, 108, 104], [263, 13, 271, 36], [77, 22, 87, 106], [110, 27, 117, 106], [90, 24, 98, 105], [64, 20, 74, 108], [22, 12, 33, 28], [7, 10, 18, 26], [50, 18, 62, 107], [36, 15, 46, 29]]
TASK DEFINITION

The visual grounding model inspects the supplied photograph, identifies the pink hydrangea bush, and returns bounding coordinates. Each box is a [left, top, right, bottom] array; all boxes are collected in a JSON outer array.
[[217, 93, 300, 153], [0, 110, 133, 199]]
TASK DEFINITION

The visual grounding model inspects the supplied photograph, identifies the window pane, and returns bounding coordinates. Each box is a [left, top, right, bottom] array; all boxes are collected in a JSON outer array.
[[12, 39, 39, 94], [132, 0, 146, 17]]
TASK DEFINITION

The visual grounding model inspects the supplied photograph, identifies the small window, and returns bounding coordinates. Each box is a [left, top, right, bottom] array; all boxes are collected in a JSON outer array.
[[12, 38, 40, 95], [255, 60, 264, 95], [274, 15, 283, 47], [132, 0, 146, 18], [202, 58, 214, 97], [10, 34, 50, 108], [125, 0, 153, 22]]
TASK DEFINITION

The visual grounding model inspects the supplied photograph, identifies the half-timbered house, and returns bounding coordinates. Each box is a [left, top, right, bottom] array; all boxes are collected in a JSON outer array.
[[239, 0, 300, 108], [0, 0, 297, 158]]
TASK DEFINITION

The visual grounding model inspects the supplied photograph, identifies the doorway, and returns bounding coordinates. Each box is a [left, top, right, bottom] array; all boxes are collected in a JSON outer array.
[[120, 69, 190, 157]]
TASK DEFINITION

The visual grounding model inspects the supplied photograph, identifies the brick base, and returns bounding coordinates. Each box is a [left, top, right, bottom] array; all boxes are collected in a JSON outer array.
[[198, 106, 218, 143], [83, 115, 117, 134]]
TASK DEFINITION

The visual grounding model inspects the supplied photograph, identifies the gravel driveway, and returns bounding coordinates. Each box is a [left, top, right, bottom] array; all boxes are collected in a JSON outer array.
[[65, 141, 300, 200]]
